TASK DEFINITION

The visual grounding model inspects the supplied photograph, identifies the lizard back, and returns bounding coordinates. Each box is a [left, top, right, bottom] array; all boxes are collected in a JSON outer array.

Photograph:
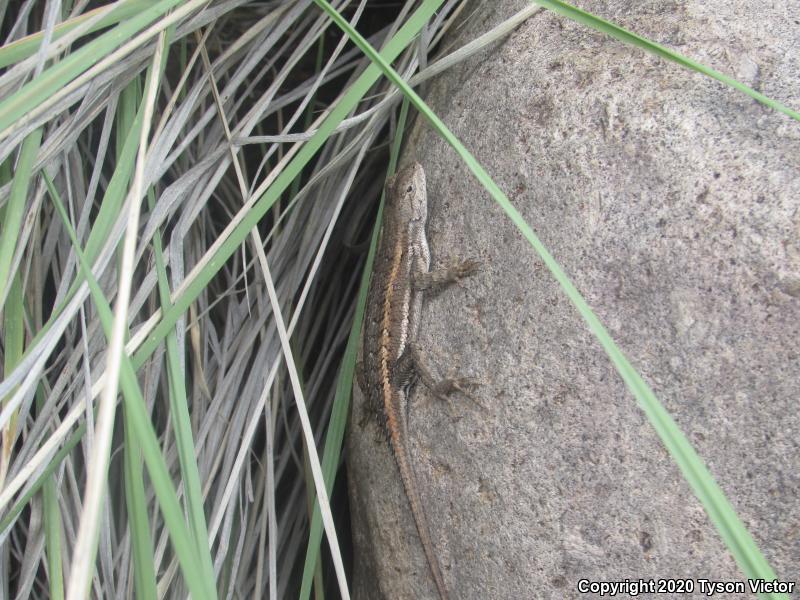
[[362, 163, 427, 431], [360, 163, 451, 600]]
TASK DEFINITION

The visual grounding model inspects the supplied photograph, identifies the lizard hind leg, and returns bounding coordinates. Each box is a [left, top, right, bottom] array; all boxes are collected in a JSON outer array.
[[412, 258, 481, 292], [404, 346, 483, 414], [360, 396, 389, 444]]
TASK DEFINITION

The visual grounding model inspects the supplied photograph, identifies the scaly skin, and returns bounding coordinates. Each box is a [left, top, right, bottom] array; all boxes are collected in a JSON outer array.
[[360, 162, 478, 600]]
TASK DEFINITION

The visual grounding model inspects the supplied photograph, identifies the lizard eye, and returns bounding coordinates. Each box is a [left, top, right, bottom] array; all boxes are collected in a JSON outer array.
[[406, 185, 413, 193]]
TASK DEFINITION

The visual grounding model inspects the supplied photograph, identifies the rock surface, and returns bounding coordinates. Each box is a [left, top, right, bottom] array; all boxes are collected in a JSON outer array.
[[348, 1, 799, 598]]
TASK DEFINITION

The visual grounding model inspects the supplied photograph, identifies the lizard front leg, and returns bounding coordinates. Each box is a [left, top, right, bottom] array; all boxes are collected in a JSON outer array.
[[402, 253, 482, 412]]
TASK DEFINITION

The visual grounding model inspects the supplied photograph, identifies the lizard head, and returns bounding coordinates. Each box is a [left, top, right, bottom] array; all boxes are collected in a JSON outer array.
[[387, 162, 427, 224]]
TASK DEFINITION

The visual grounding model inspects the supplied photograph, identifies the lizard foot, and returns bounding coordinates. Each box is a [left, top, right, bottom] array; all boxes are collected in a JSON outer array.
[[431, 375, 484, 411], [413, 258, 482, 290]]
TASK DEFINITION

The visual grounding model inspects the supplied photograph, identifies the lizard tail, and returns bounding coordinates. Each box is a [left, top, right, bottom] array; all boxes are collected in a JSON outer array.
[[390, 432, 451, 600]]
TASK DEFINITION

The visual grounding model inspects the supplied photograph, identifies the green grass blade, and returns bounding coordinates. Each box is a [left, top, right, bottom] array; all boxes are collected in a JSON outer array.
[[46, 177, 216, 600], [0, 0, 161, 69], [148, 187, 216, 586], [312, 1, 786, 596], [65, 59, 156, 597], [121, 36, 176, 597], [0, 0, 184, 135], [529, 0, 800, 122], [0, 149, 66, 596], [0, 129, 42, 310], [41, 457, 65, 598], [0, 139, 39, 531], [35, 384, 65, 600], [0, 244, 25, 491], [123, 411, 158, 600]]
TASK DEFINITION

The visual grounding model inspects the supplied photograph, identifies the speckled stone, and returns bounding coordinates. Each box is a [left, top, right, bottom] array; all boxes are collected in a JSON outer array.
[[348, 2, 799, 598]]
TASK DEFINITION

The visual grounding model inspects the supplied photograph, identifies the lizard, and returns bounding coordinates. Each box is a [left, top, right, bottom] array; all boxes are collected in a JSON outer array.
[[358, 161, 480, 600]]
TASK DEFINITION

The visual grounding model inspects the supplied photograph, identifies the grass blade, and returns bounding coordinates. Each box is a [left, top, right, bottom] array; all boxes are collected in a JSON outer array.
[[0, 129, 42, 310], [123, 411, 158, 600], [529, 0, 800, 121], [149, 186, 216, 587]]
